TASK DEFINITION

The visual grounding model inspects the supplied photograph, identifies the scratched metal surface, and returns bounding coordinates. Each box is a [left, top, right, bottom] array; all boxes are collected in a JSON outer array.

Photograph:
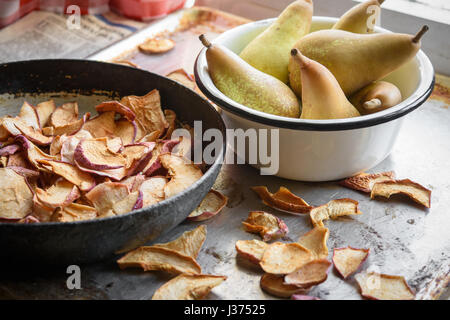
[[1, 7, 449, 300]]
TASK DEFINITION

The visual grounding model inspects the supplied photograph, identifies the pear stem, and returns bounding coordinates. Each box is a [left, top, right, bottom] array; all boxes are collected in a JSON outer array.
[[290, 48, 307, 67], [412, 25, 429, 43], [363, 98, 382, 110], [199, 34, 211, 48]]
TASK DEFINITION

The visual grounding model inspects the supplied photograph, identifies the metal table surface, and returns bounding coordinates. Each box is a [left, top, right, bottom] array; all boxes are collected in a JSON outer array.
[[0, 87, 448, 300]]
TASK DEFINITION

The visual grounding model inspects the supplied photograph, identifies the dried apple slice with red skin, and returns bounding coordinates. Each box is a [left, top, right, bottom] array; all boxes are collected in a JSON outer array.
[[121, 173, 146, 193], [370, 179, 431, 208], [284, 259, 332, 288], [115, 119, 137, 145], [95, 101, 136, 121], [2, 117, 52, 145], [35, 179, 81, 209], [18, 101, 40, 129], [152, 274, 226, 300], [242, 211, 288, 241], [37, 159, 96, 192], [252, 186, 312, 215], [35, 100, 56, 128], [166, 69, 196, 90], [260, 273, 310, 298], [0, 168, 34, 219], [159, 153, 203, 198], [298, 226, 329, 259], [187, 189, 228, 221], [260, 242, 313, 275], [50, 102, 78, 127], [7, 151, 31, 168], [8, 166, 40, 179], [355, 271, 415, 300], [75, 160, 127, 181], [121, 142, 155, 172], [51, 203, 97, 222], [74, 138, 127, 170], [60, 131, 93, 164], [140, 176, 168, 207], [18, 215, 40, 224], [339, 171, 395, 193], [291, 294, 320, 300], [235, 239, 268, 264], [52, 113, 90, 136], [160, 109, 176, 140], [154, 225, 207, 259], [81, 111, 116, 138], [0, 143, 21, 156], [332, 247, 370, 279], [310, 198, 362, 227], [85, 182, 130, 217], [160, 139, 180, 153], [138, 130, 160, 143], [15, 135, 59, 171], [112, 191, 141, 215]]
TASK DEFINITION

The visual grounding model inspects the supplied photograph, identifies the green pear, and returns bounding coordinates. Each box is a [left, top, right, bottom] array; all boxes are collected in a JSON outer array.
[[200, 35, 300, 118], [290, 49, 360, 120], [332, 0, 385, 34], [350, 81, 402, 114], [239, 0, 313, 83], [289, 26, 428, 97]]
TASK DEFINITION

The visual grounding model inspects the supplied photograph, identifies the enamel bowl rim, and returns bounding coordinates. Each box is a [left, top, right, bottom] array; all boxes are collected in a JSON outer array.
[[194, 16, 435, 131]]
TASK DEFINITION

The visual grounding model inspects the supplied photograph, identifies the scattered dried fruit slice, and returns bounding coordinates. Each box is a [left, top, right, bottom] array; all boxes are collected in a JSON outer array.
[[339, 171, 395, 193], [74, 138, 127, 170], [114, 119, 137, 145], [0, 168, 33, 219], [82, 111, 116, 138], [95, 101, 136, 122], [242, 211, 288, 241], [310, 198, 362, 227], [252, 186, 312, 215], [166, 69, 196, 90], [140, 176, 168, 206], [139, 37, 175, 54], [298, 226, 329, 259], [284, 259, 332, 287], [291, 294, 320, 300], [121, 142, 154, 173], [235, 239, 268, 264], [355, 271, 415, 300], [154, 225, 207, 259], [52, 203, 97, 222], [85, 182, 129, 217], [260, 273, 309, 298], [35, 100, 56, 128], [333, 247, 370, 279], [260, 242, 313, 275], [187, 189, 228, 221], [370, 179, 431, 208], [112, 60, 139, 68], [120, 90, 168, 135], [37, 160, 96, 192], [160, 153, 203, 198], [50, 102, 78, 127], [152, 274, 226, 300], [35, 179, 81, 209], [117, 246, 202, 274]]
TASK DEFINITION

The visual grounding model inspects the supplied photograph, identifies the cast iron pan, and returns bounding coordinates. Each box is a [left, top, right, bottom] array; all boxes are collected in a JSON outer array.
[[0, 59, 226, 265]]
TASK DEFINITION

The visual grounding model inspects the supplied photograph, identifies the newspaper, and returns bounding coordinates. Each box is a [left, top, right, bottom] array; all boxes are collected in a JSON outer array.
[[0, 10, 147, 63]]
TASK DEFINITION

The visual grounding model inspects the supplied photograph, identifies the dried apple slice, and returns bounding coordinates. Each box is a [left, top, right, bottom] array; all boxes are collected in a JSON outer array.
[[310, 198, 362, 227], [117, 246, 202, 274], [82, 111, 116, 138], [339, 171, 395, 193], [0, 143, 21, 156], [0, 168, 33, 219], [154, 225, 207, 259], [291, 294, 320, 300], [121, 143, 154, 174], [160, 153, 203, 198], [37, 159, 95, 192], [120, 90, 168, 135], [235, 239, 268, 264], [139, 37, 175, 54], [60, 131, 93, 164], [355, 271, 415, 300], [140, 176, 168, 207], [187, 189, 228, 221], [50, 102, 78, 127], [7, 151, 30, 168], [74, 138, 127, 170], [284, 259, 332, 287], [138, 130, 160, 143], [51, 203, 97, 222], [52, 113, 90, 136], [15, 135, 59, 170], [252, 186, 312, 215], [18, 215, 40, 224], [115, 119, 137, 145], [121, 173, 146, 193], [35, 100, 56, 128], [242, 211, 288, 241], [161, 109, 176, 140], [35, 179, 80, 209], [370, 179, 431, 208], [18, 101, 40, 129], [75, 161, 127, 181], [85, 182, 129, 217], [260, 242, 313, 275], [95, 101, 135, 121], [260, 273, 309, 298], [111, 191, 141, 215], [298, 226, 329, 259], [166, 69, 196, 90], [3, 117, 52, 145], [113, 60, 140, 68], [333, 247, 370, 279], [152, 274, 226, 300], [8, 166, 40, 179], [32, 196, 55, 222]]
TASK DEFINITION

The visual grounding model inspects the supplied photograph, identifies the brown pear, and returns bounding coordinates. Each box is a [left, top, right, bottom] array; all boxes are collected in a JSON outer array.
[[350, 81, 402, 114], [290, 49, 360, 120]]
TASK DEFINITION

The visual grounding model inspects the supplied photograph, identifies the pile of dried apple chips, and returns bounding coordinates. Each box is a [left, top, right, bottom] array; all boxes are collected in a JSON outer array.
[[0, 90, 209, 223]]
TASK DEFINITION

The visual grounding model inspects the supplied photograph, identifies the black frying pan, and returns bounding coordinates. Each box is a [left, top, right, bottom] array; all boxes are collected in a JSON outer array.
[[0, 59, 225, 265]]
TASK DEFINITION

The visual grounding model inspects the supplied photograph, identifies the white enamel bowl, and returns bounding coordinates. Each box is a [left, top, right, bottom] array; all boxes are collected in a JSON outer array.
[[194, 17, 434, 181]]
